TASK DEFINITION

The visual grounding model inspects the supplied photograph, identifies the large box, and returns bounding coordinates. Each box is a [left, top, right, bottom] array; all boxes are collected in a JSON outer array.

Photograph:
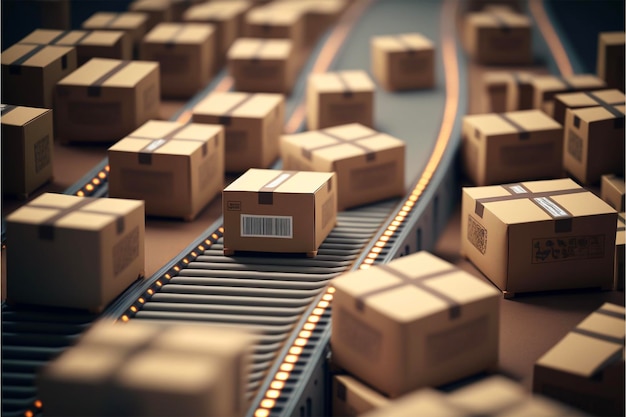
[[563, 104, 625, 185], [529, 74, 606, 113], [482, 71, 534, 113], [227, 38, 297, 94], [192, 91, 284, 173], [140, 23, 215, 98], [361, 389, 459, 417], [55, 58, 160, 143], [222, 169, 337, 256], [332, 374, 390, 417], [128, 0, 174, 31], [371, 32, 435, 91], [533, 302, 625, 417], [461, 110, 563, 186], [108, 120, 224, 221], [553, 89, 625, 125], [331, 251, 500, 398], [462, 178, 617, 296], [6, 193, 145, 311], [82, 12, 149, 49], [38, 320, 254, 417], [307, 70, 375, 130], [597, 31, 625, 92], [601, 174, 625, 212], [1, 105, 54, 198], [280, 123, 405, 210], [1, 43, 76, 108], [616, 213, 625, 291]]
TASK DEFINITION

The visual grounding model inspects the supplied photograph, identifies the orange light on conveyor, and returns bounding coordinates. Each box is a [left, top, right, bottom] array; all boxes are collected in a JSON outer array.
[[130, 306, 137, 312], [254, 409, 270, 417], [155, 281, 162, 287], [270, 381, 284, 390], [138, 297, 145, 304], [173, 266, 180, 272], [312, 308, 324, 316], [299, 330, 312, 338], [121, 315, 129, 322], [25, 410, 33, 417], [318, 300, 329, 308], [105, 165, 110, 172], [98, 172, 106, 179], [147, 289, 154, 295], [198, 245, 205, 251], [190, 251, 197, 257], [303, 322, 316, 331], [294, 338, 307, 347], [275, 372, 289, 381], [211, 233, 219, 240], [34, 401, 42, 409], [92, 178, 100, 185], [280, 363, 294, 372], [85, 184, 94, 192], [164, 274, 171, 279], [76, 191, 85, 197], [289, 346, 303, 355], [260, 399, 275, 409], [285, 355, 298, 363], [182, 258, 189, 264], [322, 294, 333, 301]]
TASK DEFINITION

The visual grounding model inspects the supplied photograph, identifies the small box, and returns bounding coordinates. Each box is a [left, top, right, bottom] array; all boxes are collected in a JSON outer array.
[[563, 104, 625, 185], [108, 120, 224, 221], [1, 105, 54, 198], [333, 375, 390, 417], [6, 193, 145, 311], [482, 71, 534, 113], [140, 23, 215, 98], [307, 70, 375, 130], [192, 91, 284, 173], [280, 123, 405, 210], [55, 58, 160, 143], [371, 32, 435, 91], [82, 12, 149, 49], [597, 32, 625, 93], [244, 6, 306, 56], [533, 303, 625, 417], [464, 10, 532, 65], [615, 213, 625, 291], [461, 110, 564, 186], [462, 178, 617, 296], [272, 0, 346, 47], [553, 89, 625, 125], [1, 43, 76, 108], [530, 74, 606, 112], [601, 174, 625, 211], [128, 0, 174, 31], [222, 168, 337, 256], [227, 38, 297, 94], [331, 251, 500, 398]]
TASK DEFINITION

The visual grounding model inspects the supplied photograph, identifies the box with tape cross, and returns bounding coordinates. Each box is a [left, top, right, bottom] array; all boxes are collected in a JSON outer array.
[[128, 0, 176, 31], [482, 71, 534, 113], [108, 120, 224, 221], [461, 109, 563, 186], [82, 12, 150, 53], [461, 178, 617, 297], [529, 74, 606, 116], [552, 89, 625, 125]]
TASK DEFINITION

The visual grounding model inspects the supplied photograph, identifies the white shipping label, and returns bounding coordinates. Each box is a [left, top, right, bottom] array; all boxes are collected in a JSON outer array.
[[533, 197, 568, 218], [241, 214, 293, 238]]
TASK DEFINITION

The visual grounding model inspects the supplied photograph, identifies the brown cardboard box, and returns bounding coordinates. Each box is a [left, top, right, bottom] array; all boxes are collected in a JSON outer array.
[[529, 74, 606, 113], [108, 120, 224, 220], [170, 0, 204, 21], [222, 169, 337, 255], [331, 251, 500, 398], [1, 105, 54, 198], [597, 32, 625, 92], [533, 303, 625, 417], [192, 92, 284, 172], [82, 12, 149, 49], [332, 374, 390, 417], [280, 123, 405, 210], [18, 28, 133, 65], [464, 10, 532, 65], [615, 213, 625, 291], [38, 320, 254, 417], [371, 32, 435, 91], [563, 104, 625, 185], [307, 70, 375, 130], [6, 193, 145, 311], [461, 110, 564, 186], [601, 174, 625, 211], [462, 178, 617, 296], [244, 6, 306, 57], [129, 0, 174, 31], [464, 0, 524, 12], [482, 71, 534, 113], [362, 389, 461, 417], [1, 43, 77, 108], [272, 0, 346, 47], [41, 0, 71, 30], [553, 89, 625, 125], [55, 58, 160, 143], [140, 23, 215, 98], [227, 38, 297, 94]]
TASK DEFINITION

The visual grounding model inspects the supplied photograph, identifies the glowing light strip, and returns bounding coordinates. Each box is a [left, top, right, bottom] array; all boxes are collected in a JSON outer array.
[[528, 0, 573, 77]]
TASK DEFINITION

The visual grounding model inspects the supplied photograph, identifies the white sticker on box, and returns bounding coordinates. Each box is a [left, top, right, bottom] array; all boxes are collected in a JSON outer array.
[[533, 197, 569, 218], [264, 173, 292, 189], [144, 138, 167, 152], [508, 184, 528, 194], [241, 214, 292, 238]]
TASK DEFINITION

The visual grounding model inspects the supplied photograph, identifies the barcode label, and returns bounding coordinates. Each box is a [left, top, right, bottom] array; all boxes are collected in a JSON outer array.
[[533, 197, 568, 218], [241, 214, 293, 238], [508, 184, 528, 194]]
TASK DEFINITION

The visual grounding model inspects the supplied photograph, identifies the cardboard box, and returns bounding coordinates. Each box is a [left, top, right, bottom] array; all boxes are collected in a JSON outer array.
[[333, 375, 390, 417], [41, 0, 71, 30], [331, 251, 500, 398], [597, 31, 625, 93], [464, 10, 532, 65], [6, 193, 145, 311], [280, 123, 405, 211], [482, 71, 534, 113], [615, 213, 625, 291], [533, 302, 625, 417], [55, 58, 160, 143], [128, 0, 174, 31], [227, 38, 297, 94], [81, 12, 149, 49], [170, 0, 205, 21], [222, 169, 337, 255], [371, 32, 435, 91], [529, 74, 606, 112], [38, 320, 254, 417], [1, 105, 54, 198], [108, 120, 224, 220], [271, 0, 346, 47], [18, 28, 133, 65], [601, 174, 625, 211], [140, 23, 215, 98], [553, 89, 625, 125], [244, 6, 306, 56], [1, 43, 77, 108], [461, 110, 564, 186], [462, 178, 617, 296], [307, 70, 375, 130], [192, 91, 284, 173], [563, 104, 625, 185], [361, 389, 461, 417]]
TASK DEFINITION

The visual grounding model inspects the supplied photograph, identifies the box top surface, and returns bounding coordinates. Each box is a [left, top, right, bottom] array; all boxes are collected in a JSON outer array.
[[227, 37, 292, 60], [184, 0, 251, 20], [555, 89, 625, 108], [600, 31, 625, 45], [272, 0, 345, 13], [44, 344, 125, 381], [1, 43, 73, 67], [144, 22, 215, 44], [371, 32, 434, 52], [246, 6, 304, 24], [58, 58, 158, 87], [467, 10, 530, 27], [464, 109, 562, 136], [447, 376, 525, 415], [18, 29, 75, 45], [224, 169, 334, 194], [193, 91, 283, 118], [80, 320, 162, 350], [531, 74, 606, 91], [309, 70, 375, 93], [483, 70, 533, 85], [79, 30, 127, 46], [129, 0, 172, 12], [82, 12, 148, 30], [602, 174, 625, 191], [569, 104, 625, 123], [364, 389, 461, 417], [1, 105, 50, 127]]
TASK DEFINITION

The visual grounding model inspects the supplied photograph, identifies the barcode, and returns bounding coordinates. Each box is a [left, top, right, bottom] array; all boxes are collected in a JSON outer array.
[[241, 214, 292, 238]]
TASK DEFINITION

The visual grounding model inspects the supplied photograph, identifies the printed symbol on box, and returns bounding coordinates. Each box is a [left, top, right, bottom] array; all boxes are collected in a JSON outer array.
[[227, 201, 241, 211], [567, 130, 583, 162], [532, 235, 604, 263], [468, 215, 487, 254], [241, 214, 292, 238], [34, 135, 51, 173]]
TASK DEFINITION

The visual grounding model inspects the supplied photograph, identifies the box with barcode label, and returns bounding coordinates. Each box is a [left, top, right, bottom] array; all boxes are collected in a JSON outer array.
[[6, 193, 145, 311], [462, 178, 617, 296], [331, 251, 500, 398], [563, 104, 625, 185], [222, 169, 336, 256], [533, 303, 625, 417], [1, 105, 54, 199], [280, 123, 405, 210], [601, 174, 625, 212], [140, 23, 215, 98], [54, 58, 160, 143], [332, 374, 390, 417], [462, 109, 563, 186], [108, 120, 224, 220], [529, 74, 606, 114]]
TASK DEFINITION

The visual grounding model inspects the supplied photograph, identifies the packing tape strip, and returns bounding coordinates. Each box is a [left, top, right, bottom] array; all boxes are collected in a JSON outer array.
[[301, 129, 379, 161]]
